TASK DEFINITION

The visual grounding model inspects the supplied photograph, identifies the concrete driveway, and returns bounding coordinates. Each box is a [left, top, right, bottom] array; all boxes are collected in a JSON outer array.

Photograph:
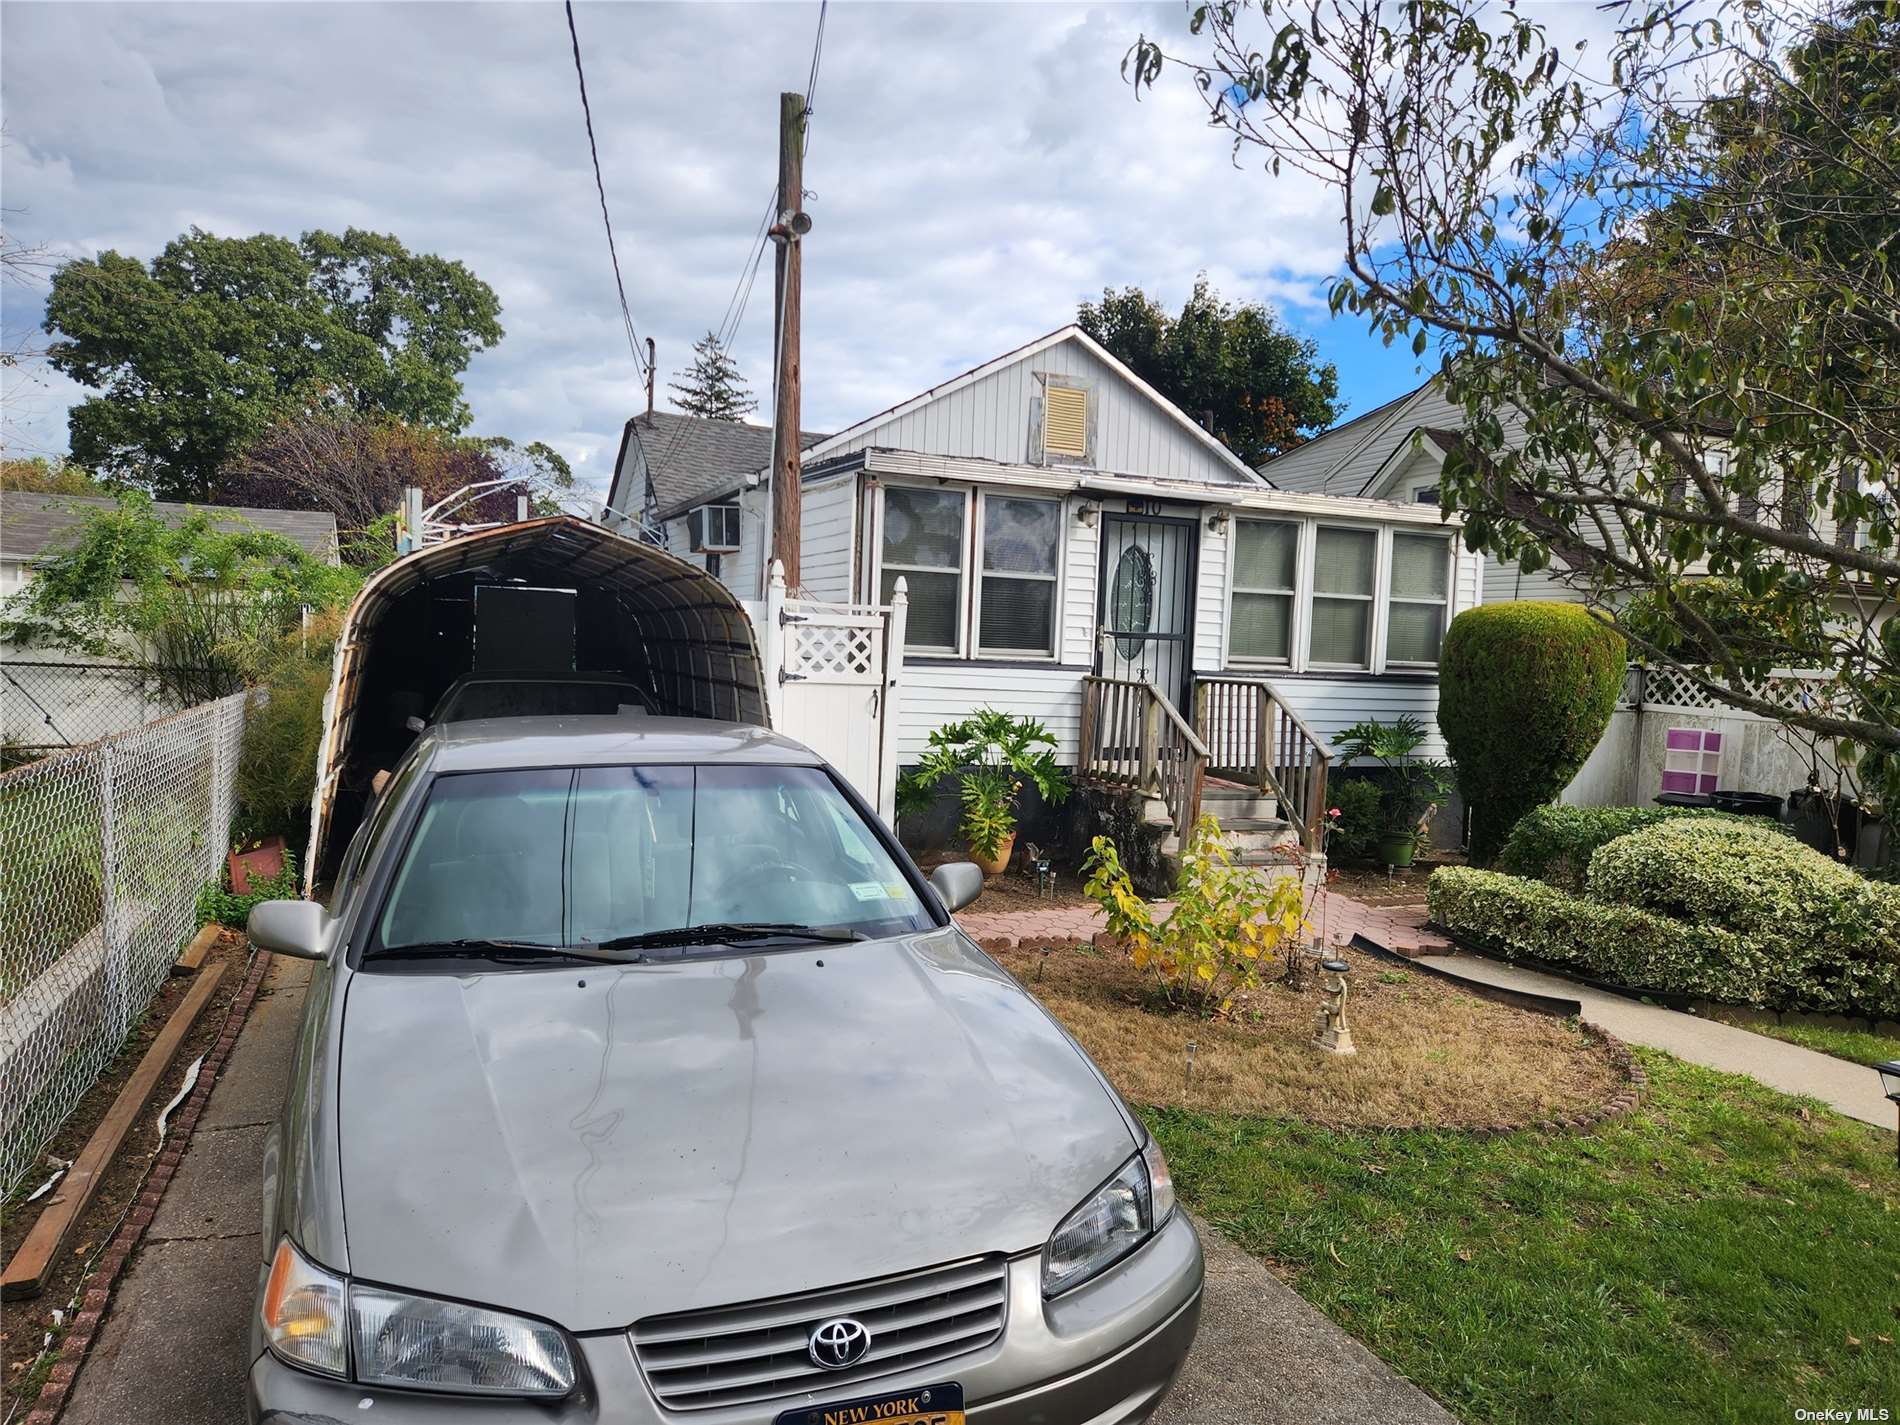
[[60, 955, 1456, 1425]]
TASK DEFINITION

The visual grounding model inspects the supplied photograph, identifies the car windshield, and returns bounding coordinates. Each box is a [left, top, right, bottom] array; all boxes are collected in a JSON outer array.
[[435, 681, 653, 721], [373, 764, 933, 959]]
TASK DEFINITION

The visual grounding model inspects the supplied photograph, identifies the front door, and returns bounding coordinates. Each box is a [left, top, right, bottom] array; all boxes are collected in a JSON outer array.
[[1095, 511, 1198, 713]]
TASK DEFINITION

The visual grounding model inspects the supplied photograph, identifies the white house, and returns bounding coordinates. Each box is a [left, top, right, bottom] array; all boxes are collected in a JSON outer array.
[[604, 327, 1479, 852]]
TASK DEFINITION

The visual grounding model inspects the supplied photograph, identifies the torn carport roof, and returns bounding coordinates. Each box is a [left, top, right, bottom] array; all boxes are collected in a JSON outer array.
[[306, 516, 766, 887]]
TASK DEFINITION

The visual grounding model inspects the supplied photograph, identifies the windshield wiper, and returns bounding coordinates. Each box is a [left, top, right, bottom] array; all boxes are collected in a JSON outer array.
[[376, 939, 644, 966], [593, 922, 864, 953]]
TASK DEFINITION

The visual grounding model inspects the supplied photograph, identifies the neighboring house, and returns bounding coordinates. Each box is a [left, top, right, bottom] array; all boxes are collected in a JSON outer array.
[[1, 492, 339, 755], [597, 326, 1480, 835], [600, 409, 827, 596]]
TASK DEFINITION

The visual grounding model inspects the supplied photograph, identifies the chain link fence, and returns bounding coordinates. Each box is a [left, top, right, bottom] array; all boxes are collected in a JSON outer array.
[[0, 692, 248, 1195], [2, 661, 184, 768]]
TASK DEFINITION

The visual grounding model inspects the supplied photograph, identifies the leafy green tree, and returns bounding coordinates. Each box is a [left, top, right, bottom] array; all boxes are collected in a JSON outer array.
[[1, 456, 103, 494], [43, 227, 503, 500], [1078, 276, 1340, 465], [1127, 0, 1900, 798], [0, 490, 359, 707], [667, 331, 758, 421]]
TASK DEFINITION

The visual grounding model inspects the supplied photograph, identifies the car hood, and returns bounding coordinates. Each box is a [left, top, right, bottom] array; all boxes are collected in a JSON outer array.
[[334, 929, 1136, 1331]]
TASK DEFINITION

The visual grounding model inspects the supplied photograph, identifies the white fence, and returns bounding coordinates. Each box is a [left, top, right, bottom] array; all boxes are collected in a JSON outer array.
[[0, 692, 248, 1194], [1562, 669, 1835, 810]]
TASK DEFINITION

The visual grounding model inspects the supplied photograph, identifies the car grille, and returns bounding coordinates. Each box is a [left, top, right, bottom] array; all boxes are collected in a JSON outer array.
[[630, 1256, 1009, 1411]]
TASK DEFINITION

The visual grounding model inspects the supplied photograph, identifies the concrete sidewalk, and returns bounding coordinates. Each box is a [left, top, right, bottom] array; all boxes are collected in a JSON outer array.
[[56, 951, 1458, 1425], [1413, 951, 1895, 1130]]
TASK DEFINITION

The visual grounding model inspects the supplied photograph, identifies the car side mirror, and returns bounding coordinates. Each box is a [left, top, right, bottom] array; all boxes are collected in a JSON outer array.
[[247, 899, 328, 961], [929, 862, 984, 915], [404, 715, 426, 734]]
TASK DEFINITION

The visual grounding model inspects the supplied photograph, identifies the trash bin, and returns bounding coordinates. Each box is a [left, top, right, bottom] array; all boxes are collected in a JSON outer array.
[[1710, 790, 1785, 819], [1654, 791, 1715, 809]]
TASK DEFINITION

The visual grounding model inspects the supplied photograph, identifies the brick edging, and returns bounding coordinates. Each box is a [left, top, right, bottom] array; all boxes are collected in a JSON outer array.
[[23, 948, 273, 1425]]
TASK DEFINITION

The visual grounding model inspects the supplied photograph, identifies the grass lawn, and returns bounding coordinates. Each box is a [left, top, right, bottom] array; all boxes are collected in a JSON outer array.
[[1715, 1016, 1900, 1069], [1147, 1051, 1900, 1425]]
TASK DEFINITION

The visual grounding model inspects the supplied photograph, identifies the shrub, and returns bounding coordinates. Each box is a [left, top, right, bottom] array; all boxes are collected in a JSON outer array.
[[897, 709, 1070, 862], [1083, 815, 1305, 1016], [1497, 804, 1782, 891], [235, 613, 340, 849], [1438, 602, 1627, 864], [1328, 779, 1384, 862], [196, 848, 302, 931], [1585, 817, 1858, 935], [1329, 715, 1454, 842]]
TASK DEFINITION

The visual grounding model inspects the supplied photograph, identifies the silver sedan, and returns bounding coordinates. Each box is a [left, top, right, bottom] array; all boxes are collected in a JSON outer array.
[[246, 715, 1202, 1425]]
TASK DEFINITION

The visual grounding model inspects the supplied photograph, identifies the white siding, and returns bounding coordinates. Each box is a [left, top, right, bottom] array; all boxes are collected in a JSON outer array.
[[818, 333, 1253, 486], [797, 473, 857, 603], [1194, 518, 1228, 672], [664, 488, 767, 601], [896, 663, 1087, 763], [1059, 501, 1100, 665], [1272, 675, 1451, 760]]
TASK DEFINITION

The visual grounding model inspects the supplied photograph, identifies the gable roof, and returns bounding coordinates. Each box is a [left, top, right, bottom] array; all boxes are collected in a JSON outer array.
[[1255, 378, 1436, 494], [1, 492, 340, 563], [630, 412, 829, 521], [798, 325, 1263, 484]]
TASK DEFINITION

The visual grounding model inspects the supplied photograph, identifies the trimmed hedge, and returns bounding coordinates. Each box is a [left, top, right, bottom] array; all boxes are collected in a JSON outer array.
[[1497, 804, 1782, 892], [1438, 602, 1627, 864], [1585, 818, 1856, 934], [1428, 855, 1900, 1019]]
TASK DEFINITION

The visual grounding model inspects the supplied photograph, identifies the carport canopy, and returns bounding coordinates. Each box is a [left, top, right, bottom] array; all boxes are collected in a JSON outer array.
[[307, 516, 767, 883]]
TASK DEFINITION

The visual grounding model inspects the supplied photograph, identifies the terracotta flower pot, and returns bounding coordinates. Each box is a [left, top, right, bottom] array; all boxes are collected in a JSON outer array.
[[971, 831, 1016, 879]]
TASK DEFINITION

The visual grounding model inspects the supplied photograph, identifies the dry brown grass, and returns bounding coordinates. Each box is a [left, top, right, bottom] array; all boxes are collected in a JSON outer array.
[[995, 943, 1625, 1128]]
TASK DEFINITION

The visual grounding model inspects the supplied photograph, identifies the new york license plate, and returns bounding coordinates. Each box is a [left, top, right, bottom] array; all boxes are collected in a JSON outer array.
[[775, 1382, 964, 1425]]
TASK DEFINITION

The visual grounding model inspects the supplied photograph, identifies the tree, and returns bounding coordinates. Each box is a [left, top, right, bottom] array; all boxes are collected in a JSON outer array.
[[0, 490, 359, 708], [1, 456, 103, 495], [218, 408, 575, 569], [1126, 0, 1900, 799], [42, 227, 504, 500], [1078, 276, 1340, 465], [666, 331, 758, 421]]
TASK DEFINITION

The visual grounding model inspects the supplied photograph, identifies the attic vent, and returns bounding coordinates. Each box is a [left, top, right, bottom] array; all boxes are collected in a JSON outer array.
[[1043, 385, 1088, 459]]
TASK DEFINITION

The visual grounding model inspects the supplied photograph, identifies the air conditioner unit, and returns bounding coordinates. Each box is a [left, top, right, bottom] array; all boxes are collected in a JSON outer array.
[[687, 503, 741, 554]]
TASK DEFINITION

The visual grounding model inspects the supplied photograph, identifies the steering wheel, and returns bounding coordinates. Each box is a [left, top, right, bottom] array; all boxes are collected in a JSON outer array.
[[725, 843, 820, 886]]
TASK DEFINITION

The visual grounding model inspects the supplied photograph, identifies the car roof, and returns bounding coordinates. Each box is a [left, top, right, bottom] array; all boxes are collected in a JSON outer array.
[[418, 715, 826, 772]]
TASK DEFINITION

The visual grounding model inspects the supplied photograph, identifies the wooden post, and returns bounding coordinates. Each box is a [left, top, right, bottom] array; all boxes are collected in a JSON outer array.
[[1140, 694, 1160, 792], [1079, 679, 1099, 779], [1255, 686, 1272, 795], [645, 336, 656, 422], [769, 91, 807, 591]]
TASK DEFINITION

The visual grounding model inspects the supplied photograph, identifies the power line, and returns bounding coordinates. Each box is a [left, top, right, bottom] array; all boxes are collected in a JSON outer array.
[[803, 0, 829, 128], [564, 0, 649, 380]]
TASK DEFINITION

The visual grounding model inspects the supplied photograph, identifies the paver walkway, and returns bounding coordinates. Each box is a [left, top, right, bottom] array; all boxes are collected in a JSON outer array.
[[957, 889, 1452, 956], [57, 948, 1459, 1425]]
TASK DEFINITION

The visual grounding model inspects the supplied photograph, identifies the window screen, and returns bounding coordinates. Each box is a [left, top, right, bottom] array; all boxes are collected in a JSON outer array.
[[1387, 534, 1450, 665], [1310, 527, 1375, 667], [881, 486, 966, 652], [978, 495, 1059, 655], [1229, 519, 1297, 662]]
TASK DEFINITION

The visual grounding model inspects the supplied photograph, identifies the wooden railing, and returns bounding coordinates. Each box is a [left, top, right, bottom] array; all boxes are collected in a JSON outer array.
[[1078, 676, 1210, 837], [1193, 676, 1332, 851]]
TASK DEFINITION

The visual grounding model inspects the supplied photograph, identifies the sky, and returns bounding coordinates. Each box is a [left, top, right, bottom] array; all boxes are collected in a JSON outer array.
[[1, 0, 1450, 504]]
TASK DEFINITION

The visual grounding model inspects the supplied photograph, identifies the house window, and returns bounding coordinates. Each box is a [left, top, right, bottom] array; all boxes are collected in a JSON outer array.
[[1229, 519, 1298, 663], [881, 486, 966, 652], [1043, 385, 1088, 459], [1386, 533, 1450, 665], [1661, 727, 1722, 796], [977, 494, 1060, 656], [1309, 526, 1376, 668], [1412, 484, 1440, 505], [686, 503, 741, 553]]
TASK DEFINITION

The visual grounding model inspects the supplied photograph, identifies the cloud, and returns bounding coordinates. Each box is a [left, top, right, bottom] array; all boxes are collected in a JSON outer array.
[[1, 0, 1419, 496]]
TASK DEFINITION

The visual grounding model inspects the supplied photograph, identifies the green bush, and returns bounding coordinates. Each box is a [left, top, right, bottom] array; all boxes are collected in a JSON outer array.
[[1585, 818, 1856, 934], [234, 614, 338, 849], [196, 848, 302, 931], [1497, 804, 1782, 891], [1328, 779, 1384, 862], [1438, 602, 1627, 864]]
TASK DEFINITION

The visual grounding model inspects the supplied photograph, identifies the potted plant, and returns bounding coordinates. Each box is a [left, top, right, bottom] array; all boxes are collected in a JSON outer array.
[[897, 709, 1071, 877], [1331, 716, 1454, 868]]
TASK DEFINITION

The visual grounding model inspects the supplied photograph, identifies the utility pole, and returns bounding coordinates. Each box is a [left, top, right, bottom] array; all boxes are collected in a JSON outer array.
[[768, 90, 808, 591], [645, 337, 656, 423]]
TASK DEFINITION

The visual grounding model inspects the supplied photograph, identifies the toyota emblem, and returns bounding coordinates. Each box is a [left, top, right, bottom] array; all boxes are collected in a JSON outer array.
[[807, 1317, 872, 1370]]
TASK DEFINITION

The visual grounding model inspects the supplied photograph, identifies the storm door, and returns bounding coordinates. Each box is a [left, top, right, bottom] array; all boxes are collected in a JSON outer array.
[[1094, 511, 1198, 713]]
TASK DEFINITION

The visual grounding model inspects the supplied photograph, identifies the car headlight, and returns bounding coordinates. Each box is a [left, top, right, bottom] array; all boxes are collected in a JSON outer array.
[[352, 1286, 575, 1397], [260, 1238, 575, 1398], [1042, 1138, 1176, 1297]]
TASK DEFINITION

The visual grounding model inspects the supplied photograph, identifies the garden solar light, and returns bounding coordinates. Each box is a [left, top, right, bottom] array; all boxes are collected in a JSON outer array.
[[1876, 1061, 1900, 1167], [1315, 957, 1356, 1056]]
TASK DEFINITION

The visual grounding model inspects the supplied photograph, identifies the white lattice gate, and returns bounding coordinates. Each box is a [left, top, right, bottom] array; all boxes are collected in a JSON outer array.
[[757, 563, 907, 824]]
